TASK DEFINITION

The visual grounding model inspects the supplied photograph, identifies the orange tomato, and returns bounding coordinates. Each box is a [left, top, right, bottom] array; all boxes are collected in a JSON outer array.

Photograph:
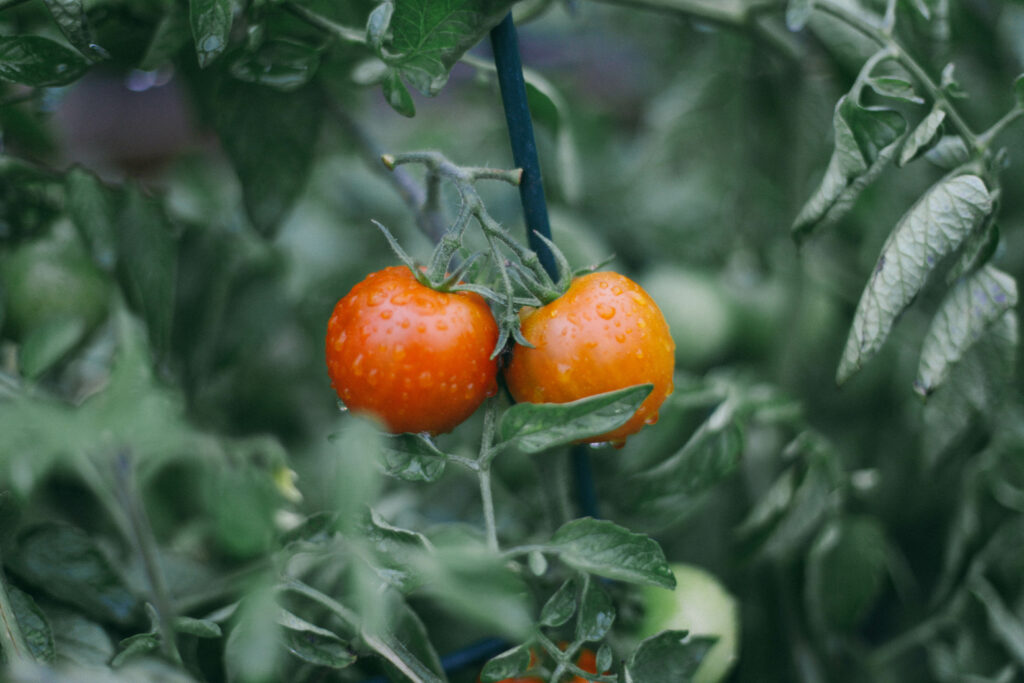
[[504, 271, 675, 445], [326, 266, 499, 434]]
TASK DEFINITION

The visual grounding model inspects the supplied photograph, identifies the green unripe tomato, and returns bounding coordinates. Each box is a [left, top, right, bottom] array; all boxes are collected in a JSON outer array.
[[0, 221, 111, 341], [638, 563, 740, 683], [638, 266, 737, 367]]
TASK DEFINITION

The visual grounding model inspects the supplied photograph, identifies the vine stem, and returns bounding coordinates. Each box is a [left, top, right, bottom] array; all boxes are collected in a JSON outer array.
[[113, 452, 182, 665], [814, 0, 981, 152]]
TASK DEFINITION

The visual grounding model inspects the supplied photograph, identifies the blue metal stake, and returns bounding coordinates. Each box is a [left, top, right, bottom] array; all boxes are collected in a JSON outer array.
[[489, 13, 601, 521]]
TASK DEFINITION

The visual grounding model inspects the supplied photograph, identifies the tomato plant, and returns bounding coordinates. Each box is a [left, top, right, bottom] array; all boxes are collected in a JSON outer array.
[[505, 271, 676, 445], [1, 0, 1023, 682], [325, 265, 499, 435]]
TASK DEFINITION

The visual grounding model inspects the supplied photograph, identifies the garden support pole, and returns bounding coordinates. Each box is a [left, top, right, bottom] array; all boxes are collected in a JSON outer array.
[[489, 13, 601, 520]]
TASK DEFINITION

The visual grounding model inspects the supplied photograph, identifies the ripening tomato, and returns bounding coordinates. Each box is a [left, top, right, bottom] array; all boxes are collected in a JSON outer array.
[[325, 266, 499, 434], [504, 271, 675, 445], [484, 646, 604, 683]]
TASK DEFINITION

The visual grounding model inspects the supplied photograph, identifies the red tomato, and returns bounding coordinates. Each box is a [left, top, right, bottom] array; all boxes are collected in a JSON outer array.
[[325, 266, 499, 434], [504, 271, 675, 445]]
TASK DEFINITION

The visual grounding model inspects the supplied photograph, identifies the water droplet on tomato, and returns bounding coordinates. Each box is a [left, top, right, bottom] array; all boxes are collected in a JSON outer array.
[[380, 310, 393, 319], [391, 292, 410, 305], [611, 286, 623, 295], [637, 319, 646, 328], [367, 368, 379, 386], [436, 320, 448, 331], [352, 354, 364, 376], [419, 371, 432, 387], [417, 323, 427, 333], [400, 319, 410, 329], [615, 333, 626, 343], [368, 291, 387, 306], [599, 281, 609, 289], [635, 349, 644, 359], [394, 345, 406, 361], [596, 303, 615, 320], [336, 400, 349, 413], [644, 415, 659, 425]]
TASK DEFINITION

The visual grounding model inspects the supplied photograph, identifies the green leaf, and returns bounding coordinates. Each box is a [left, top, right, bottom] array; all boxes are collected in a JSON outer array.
[[46, 607, 114, 667], [498, 384, 653, 453], [837, 174, 994, 384], [576, 577, 615, 643], [229, 40, 321, 91], [381, 69, 416, 117], [549, 518, 675, 588], [596, 644, 613, 676], [947, 219, 999, 285], [225, 589, 281, 683], [786, 0, 816, 31], [0, 36, 89, 87], [18, 317, 87, 379], [139, 5, 191, 71], [111, 632, 160, 667], [940, 62, 968, 99], [9, 523, 140, 626], [625, 631, 716, 683], [190, 0, 232, 68], [415, 533, 533, 641], [380, 433, 446, 482], [388, 0, 516, 95], [278, 610, 357, 669], [480, 644, 533, 683], [915, 266, 1017, 396], [793, 97, 906, 241], [211, 80, 323, 236], [805, 516, 887, 631], [924, 135, 970, 169], [9, 585, 55, 663], [539, 578, 576, 628], [42, 0, 105, 61], [367, 1, 394, 53], [116, 185, 177, 362], [627, 401, 743, 526], [359, 508, 430, 592], [65, 167, 118, 270], [174, 616, 222, 639], [1015, 73, 1024, 107], [869, 76, 924, 104], [524, 66, 581, 203], [898, 107, 946, 166]]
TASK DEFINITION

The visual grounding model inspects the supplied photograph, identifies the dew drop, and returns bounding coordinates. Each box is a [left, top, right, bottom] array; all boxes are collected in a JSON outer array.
[[380, 310, 393, 320], [394, 345, 406, 361], [400, 319, 410, 329], [352, 354, 364, 376], [596, 303, 616, 320], [615, 333, 626, 343], [336, 400, 349, 413], [368, 291, 387, 306], [367, 368, 378, 386], [611, 286, 623, 295], [419, 371, 433, 387], [417, 323, 427, 333], [637, 319, 646, 328], [635, 349, 644, 359], [391, 292, 410, 305], [599, 281, 609, 289], [644, 415, 659, 426], [436, 320, 448, 331]]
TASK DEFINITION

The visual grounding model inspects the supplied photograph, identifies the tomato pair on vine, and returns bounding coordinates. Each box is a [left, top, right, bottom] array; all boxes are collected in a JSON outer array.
[[325, 261, 675, 442]]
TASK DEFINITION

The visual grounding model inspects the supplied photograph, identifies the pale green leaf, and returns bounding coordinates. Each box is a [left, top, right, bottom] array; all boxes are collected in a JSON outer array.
[[189, 0, 232, 68], [838, 175, 993, 384], [915, 266, 1017, 396], [898, 107, 946, 166], [549, 518, 675, 588]]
